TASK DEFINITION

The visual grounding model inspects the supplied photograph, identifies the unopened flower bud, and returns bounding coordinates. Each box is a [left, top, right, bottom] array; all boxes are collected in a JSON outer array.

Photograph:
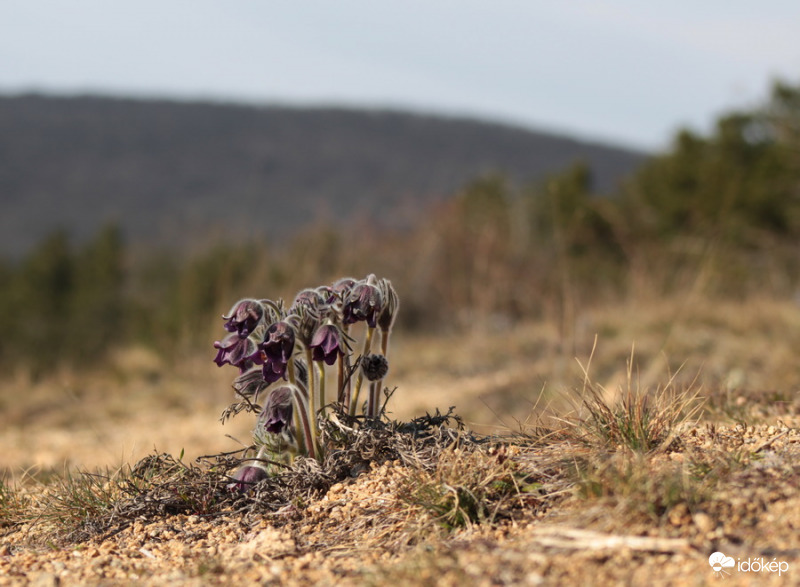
[[316, 285, 335, 304], [288, 305, 321, 347], [291, 288, 325, 312], [222, 299, 265, 338], [332, 277, 357, 297]]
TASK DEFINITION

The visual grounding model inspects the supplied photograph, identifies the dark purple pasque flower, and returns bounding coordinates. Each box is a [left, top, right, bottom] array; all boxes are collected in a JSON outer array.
[[213, 333, 256, 370], [332, 277, 357, 297], [252, 321, 295, 383], [222, 299, 265, 338], [227, 464, 269, 493], [342, 282, 383, 327], [258, 386, 294, 435], [232, 367, 270, 399], [291, 288, 325, 312], [377, 278, 399, 332], [316, 285, 335, 304], [309, 323, 345, 365]]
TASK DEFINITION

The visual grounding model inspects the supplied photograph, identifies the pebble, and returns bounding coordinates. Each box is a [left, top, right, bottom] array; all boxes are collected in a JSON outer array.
[[693, 512, 715, 533], [4, 419, 800, 586]]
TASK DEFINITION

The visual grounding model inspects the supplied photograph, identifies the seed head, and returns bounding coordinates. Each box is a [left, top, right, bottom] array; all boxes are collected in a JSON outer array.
[[360, 353, 389, 381]]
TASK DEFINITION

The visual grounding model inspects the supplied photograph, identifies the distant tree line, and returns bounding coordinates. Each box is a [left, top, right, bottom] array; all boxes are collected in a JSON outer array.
[[1, 80, 799, 374], [0, 225, 124, 374], [0, 94, 643, 257]]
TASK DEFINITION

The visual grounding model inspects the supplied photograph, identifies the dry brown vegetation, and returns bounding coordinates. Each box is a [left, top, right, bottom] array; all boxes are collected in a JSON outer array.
[[3, 80, 800, 584], [3, 291, 800, 585]]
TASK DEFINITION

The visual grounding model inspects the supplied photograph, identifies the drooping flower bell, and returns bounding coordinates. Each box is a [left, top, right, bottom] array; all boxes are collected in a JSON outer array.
[[257, 386, 294, 435], [252, 321, 295, 383], [227, 463, 269, 493], [213, 333, 257, 371], [332, 277, 357, 298], [222, 299, 265, 338], [291, 288, 325, 312], [309, 323, 346, 365], [377, 278, 399, 332], [342, 282, 383, 327], [232, 367, 270, 400]]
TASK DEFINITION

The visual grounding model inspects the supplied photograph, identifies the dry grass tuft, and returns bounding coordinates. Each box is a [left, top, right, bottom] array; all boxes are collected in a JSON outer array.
[[570, 452, 711, 524], [6, 409, 479, 546], [396, 444, 544, 530], [561, 342, 703, 452], [0, 476, 28, 529]]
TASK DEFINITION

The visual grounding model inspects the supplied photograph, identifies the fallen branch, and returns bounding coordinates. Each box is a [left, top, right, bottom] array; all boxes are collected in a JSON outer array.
[[529, 526, 694, 554], [753, 431, 788, 454]]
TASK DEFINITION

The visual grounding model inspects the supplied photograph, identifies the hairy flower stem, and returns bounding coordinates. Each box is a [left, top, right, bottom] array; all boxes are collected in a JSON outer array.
[[349, 326, 375, 415], [337, 355, 346, 405], [254, 444, 270, 461], [380, 328, 390, 357], [368, 382, 378, 418], [287, 358, 297, 387], [286, 361, 307, 457], [317, 362, 326, 414], [375, 327, 392, 398], [339, 324, 351, 407], [304, 347, 320, 456], [290, 387, 315, 459]]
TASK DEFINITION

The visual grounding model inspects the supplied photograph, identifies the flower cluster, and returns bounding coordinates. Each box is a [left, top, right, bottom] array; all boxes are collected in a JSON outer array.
[[214, 275, 399, 486]]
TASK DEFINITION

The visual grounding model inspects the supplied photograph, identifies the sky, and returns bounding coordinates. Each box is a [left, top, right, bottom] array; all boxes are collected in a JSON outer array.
[[1, 1, 799, 151]]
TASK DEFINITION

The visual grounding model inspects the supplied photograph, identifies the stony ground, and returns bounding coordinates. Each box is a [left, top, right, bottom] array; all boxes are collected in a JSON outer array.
[[4, 415, 800, 586], [4, 300, 800, 585]]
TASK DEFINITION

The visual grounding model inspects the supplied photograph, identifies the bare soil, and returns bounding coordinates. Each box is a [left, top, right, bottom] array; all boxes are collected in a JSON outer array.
[[4, 301, 800, 585]]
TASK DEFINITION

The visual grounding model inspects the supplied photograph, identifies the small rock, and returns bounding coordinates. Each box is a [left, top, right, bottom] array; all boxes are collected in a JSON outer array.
[[668, 503, 690, 527], [30, 573, 59, 587], [693, 512, 715, 533]]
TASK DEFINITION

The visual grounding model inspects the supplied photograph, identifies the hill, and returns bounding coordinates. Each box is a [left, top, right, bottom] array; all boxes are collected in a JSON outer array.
[[0, 94, 646, 256]]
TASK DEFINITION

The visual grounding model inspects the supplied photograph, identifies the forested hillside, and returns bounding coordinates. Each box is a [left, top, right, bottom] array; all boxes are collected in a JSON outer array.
[[0, 94, 645, 256]]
